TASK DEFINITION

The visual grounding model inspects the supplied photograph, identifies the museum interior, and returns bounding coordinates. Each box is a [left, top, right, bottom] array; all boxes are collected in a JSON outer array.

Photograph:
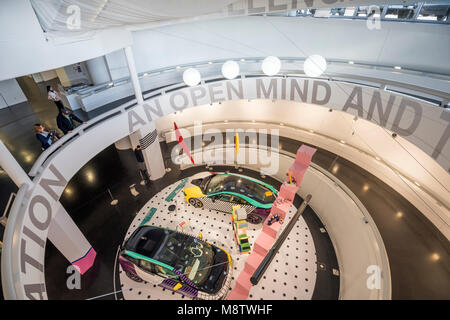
[[0, 0, 449, 301]]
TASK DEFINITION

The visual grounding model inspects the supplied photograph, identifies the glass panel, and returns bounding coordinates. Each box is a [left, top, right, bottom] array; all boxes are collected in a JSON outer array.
[[314, 8, 331, 17], [330, 8, 346, 17], [356, 6, 369, 17], [296, 9, 315, 16], [417, 4, 450, 21], [344, 7, 356, 16], [385, 4, 418, 20]]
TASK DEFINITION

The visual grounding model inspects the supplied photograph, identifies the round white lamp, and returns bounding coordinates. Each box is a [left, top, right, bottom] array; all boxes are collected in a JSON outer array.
[[221, 60, 240, 79], [262, 56, 281, 76], [303, 55, 327, 77], [183, 68, 201, 86]]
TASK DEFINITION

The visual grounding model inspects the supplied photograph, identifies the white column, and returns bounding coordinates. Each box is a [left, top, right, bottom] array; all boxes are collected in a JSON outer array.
[[114, 136, 132, 150], [85, 56, 112, 85], [0, 140, 32, 187], [124, 46, 144, 105], [47, 202, 96, 275], [129, 123, 166, 181]]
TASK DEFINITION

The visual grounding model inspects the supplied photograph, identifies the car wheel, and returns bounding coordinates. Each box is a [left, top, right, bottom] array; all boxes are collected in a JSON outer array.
[[125, 271, 143, 282], [247, 213, 263, 224]]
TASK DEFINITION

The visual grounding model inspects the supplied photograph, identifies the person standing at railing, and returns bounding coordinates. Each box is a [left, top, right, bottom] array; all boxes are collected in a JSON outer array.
[[134, 145, 150, 184], [56, 108, 86, 134], [47, 86, 64, 111], [34, 124, 60, 150]]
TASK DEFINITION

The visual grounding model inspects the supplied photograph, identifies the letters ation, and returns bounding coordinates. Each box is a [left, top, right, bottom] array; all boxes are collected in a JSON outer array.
[[39, 164, 67, 201], [24, 283, 46, 300]]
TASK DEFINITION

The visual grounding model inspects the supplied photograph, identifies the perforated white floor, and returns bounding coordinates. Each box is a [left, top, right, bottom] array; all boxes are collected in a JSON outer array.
[[119, 172, 317, 300]]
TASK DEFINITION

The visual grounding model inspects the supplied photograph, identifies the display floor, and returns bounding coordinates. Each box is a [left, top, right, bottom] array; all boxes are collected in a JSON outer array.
[[119, 172, 318, 300]]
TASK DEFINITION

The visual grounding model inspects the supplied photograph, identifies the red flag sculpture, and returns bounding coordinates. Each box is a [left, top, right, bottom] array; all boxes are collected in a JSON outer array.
[[174, 122, 195, 165]]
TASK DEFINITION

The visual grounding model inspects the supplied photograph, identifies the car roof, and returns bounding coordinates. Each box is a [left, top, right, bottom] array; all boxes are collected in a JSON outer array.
[[124, 226, 169, 259], [206, 173, 277, 207]]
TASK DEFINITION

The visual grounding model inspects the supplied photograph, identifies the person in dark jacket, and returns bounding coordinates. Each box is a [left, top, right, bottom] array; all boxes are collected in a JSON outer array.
[[57, 108, 85, 134], [34, 123, 60, 150], [134, 145, 150, 183]]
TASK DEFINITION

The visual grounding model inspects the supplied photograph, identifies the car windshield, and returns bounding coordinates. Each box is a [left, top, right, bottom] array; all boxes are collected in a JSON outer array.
[[153, 231, 214, 286], [205, 174, 276, 204]]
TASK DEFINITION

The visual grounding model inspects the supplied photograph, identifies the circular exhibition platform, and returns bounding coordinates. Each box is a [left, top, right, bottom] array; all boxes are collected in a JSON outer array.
[[118, 171, 320, 300]]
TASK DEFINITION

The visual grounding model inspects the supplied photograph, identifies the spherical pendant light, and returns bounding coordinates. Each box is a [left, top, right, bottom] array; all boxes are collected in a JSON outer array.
[[262, 56, 281, 76], [303, 55, 327, 77], [221, 60, 240, 80], [183, 68, 201, 86]]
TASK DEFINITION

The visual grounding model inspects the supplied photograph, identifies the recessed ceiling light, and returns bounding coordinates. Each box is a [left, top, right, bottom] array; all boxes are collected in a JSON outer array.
[[396, 211, 403, 218], [375, 156, 381, 161], [340, 140, 346, 144], [240, 58, 245, 62], [208, 61, 212, 64], [348, 61, 355, 64], [309, 129, 314, 133], [414, 181, 421, 187], [394, 66, 402, 70]]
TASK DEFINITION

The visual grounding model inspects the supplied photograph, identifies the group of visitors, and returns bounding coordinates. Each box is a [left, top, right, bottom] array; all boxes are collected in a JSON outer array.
[[34, 85, 150, 182], [34, 86, 85, 150]]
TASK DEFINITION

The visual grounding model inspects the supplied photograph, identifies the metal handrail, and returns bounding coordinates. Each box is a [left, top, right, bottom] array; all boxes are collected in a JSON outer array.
[[1, 183, 29, 300], [180, 143, 392, 299], [1, 192, 16, 227]]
